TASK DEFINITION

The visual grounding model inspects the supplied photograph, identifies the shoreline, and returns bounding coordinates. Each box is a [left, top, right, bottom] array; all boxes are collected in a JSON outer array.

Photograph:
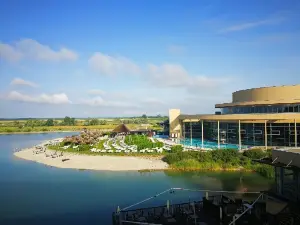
[[13, 138, 255, 173], [13, 138, 169, 171], [14, 149, 169, 171], [0, 130, 78, 135]]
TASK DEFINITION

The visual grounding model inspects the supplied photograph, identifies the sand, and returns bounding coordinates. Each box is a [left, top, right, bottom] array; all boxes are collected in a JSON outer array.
[[14, 140, 169, 171]]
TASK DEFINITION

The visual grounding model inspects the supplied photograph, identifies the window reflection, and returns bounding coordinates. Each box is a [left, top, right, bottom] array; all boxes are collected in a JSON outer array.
[[221, 104, 300, 114]]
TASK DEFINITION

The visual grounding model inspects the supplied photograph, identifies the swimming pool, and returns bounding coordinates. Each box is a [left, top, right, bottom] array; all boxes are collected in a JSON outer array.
[[178, 138, 248, 150], [153, 135, 248, 150]]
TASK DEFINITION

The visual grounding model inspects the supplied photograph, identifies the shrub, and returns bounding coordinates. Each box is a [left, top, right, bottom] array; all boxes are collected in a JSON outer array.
[[170, 145, 183, 153], [243, 149, 267, 159], [196, 151, 212, 162], [125, 135, 163, 150], [23, 128, 32, 132], [78, 144, 91, 151], [255, 165, 275, 179]]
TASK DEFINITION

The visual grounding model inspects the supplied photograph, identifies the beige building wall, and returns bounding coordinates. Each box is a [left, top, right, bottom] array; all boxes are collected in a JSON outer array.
[[216, 84, 300, 107], [232, 85, 300, 103], [169, 109, 182, 138]]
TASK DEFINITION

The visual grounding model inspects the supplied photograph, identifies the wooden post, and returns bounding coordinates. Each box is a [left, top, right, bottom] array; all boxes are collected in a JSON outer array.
[[201, 120, 204, 149], [238, 120, 241, 150], [295, 119, 297, 148], [217, 120, 220, 149], [265, 120, 268, 150]]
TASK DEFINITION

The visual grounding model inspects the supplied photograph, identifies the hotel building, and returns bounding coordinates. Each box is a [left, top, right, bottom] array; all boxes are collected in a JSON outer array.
[[169, 85, 300, 149]]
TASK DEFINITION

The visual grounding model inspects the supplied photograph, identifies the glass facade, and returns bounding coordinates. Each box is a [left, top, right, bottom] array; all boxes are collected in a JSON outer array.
[[221, 104, 300, 114], [183, 121, 300, 147]]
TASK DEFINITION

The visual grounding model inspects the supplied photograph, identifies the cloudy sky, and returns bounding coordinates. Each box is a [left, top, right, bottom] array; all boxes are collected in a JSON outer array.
[[0, 0, 299, 118]]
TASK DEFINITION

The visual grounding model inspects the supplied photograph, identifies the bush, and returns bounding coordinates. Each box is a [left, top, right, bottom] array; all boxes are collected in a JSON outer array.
[[125, 135, 163, 150], [243, 149, 267, 159], [170, 145, 183, 153], [78, 144, 91, 151], [23, 128, 32, 132], [255, 165, 275, 179]]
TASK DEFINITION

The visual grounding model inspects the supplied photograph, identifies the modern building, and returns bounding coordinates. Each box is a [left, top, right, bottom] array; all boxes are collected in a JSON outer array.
[[169, 85, 300, 149]]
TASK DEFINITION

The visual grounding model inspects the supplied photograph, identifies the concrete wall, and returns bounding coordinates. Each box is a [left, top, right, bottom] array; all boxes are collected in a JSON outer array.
[[169, 109, 181, 138], [232, 85, 300, 103]]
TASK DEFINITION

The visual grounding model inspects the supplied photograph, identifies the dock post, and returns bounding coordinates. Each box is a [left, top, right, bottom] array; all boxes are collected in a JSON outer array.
[[201, 120, 204, 149]]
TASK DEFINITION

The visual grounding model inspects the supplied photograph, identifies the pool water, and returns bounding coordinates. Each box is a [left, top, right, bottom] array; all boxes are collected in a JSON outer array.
[[179, 138, 248, 150], [153, 135, 248, 150]]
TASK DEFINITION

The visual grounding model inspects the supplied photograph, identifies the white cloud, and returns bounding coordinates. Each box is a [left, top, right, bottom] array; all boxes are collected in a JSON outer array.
[[88, 52, 140, 75], [145, 63, 229, 93], [142, 98, 165, 105], [10, 78, 38, 88], [219, 17, 285, 33], [167, 45, 186, 55], [79, 96, 135, 108], [87, 89, 106, 96], [0, 43, 23, 62], [6, 91, 71, 104], [0, 39, 78, 62]]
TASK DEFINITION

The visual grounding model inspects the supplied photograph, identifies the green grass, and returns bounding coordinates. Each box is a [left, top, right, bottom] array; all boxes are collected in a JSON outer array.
[[48, 135, 274, 179], [163, 149, 275, 178], [0, 123, 160, 133]]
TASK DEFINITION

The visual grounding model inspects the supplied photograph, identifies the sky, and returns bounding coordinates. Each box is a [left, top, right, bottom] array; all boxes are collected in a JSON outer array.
[[0, 0, 300, 118]]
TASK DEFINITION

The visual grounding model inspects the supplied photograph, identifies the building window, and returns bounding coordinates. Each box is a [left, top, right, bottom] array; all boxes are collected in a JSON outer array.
[[254, 130, 262, 135], [271, 130, 280, 135]]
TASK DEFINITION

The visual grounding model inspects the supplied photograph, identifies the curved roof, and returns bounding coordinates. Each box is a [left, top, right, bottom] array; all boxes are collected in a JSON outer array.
[[216, 84, 300, 108]]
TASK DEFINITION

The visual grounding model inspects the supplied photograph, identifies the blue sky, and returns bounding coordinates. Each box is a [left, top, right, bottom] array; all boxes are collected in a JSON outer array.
[[0, 0, 299, 118]]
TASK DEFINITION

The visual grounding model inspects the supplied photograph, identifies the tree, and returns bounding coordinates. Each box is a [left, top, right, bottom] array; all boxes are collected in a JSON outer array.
[[63, 116, 76, 126], [89, 118, 99, 126], [142, 114, 147, 119], [99, 120, 107, 125], [45, 119, 54, 126]]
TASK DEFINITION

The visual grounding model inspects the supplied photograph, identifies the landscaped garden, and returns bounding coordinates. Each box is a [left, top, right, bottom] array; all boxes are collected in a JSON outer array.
[[163, 148, 274, 178], [48, 131, 274, 179]]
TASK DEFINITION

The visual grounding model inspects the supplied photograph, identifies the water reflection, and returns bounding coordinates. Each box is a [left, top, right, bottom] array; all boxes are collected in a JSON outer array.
[[0, 133, 273, 225]]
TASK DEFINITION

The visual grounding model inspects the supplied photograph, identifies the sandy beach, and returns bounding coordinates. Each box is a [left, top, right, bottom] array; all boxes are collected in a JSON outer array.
[[14, 140, 169, 171]]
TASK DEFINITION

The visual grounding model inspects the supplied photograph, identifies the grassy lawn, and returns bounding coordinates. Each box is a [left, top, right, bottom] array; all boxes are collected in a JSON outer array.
[[0, 123, 163, 133]]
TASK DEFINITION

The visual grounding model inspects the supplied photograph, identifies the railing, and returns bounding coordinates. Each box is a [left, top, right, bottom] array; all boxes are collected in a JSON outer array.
[[113, 187, 261, 225]]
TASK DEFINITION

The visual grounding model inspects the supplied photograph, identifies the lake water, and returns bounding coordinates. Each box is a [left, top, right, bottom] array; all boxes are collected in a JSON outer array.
[[0, 133, 273, 225]]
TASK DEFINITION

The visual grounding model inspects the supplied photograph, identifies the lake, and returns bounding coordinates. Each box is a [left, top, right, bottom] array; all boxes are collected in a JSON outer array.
[[0, 133, 273, 225]]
